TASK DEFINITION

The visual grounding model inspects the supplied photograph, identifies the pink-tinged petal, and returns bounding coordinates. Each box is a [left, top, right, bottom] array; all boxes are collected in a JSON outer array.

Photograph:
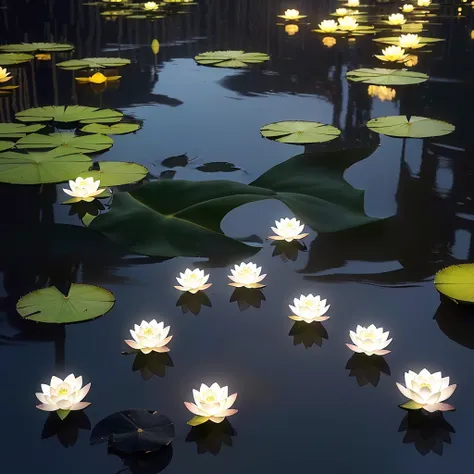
[[410, 391, 426, 405], [76, 383, 91, 402], [50, 376, 63, 387], [245, 283, 266, 289], [184, 402, 205, 416], [140, 347, 153, 355], [174, 285, 187, 292], [396, 382, 413, 400], [70, 402, 91, 411], [427, 403, 455, 412], [225, 393, 238, 409], [373, 349, 391, 356], [221, 409, 238, 417], [199, 283, 212, 291], [153, 346, 170, 353], [426, 392, 441, 405], [209, 416, 225, 423], [36, 404, 59, 412], [438, 384, 456, 402], [228, 282, 244, 287], [346, 343, 364, 353], [156, 335, 173, 347], [36, 393, 48, 404], [56, 399, 72, 410], [314, 316, 330, 322], [422, 404, 439, 413], [294, 233, 309, 240], [125, 339, 141, 350], [268, 235, 286, 241], [288, 315, 303, 321]]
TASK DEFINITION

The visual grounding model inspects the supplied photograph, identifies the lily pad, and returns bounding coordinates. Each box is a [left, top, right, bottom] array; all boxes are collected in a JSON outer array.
[[260, 121, 341, 144], [0, 141, 14, 152], [0, 53, 34, 65], [434, 264, 474, 303], [56, 57, 131, 70], [80, 123, 140, 135], [0, 42, 74, 53], [0, 123, 46, 138], [0, 148, 92, 184], [194, 50, 270, 68], [16, 283, 115, 323], [16, 105, 123, 124], [80, 161, 148, 186], [373, 36, 444, 46], [16, 132, 114, 153], [366, 115, 455, 138], [90, 410, 175, 453], [346, 68, 429, 85]]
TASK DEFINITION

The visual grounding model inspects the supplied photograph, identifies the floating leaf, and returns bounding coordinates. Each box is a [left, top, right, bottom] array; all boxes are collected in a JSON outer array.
[[434, 264, 474, 303], [0, 123, 46, 138], [161, 154, 189, 168], [399, 401, 424, 410], [260, 121, 341, 144], [16, 283, 115, 323], [80, 161, 148, 186], [0, 148, 92, 184], [373, 36, 444, 46], [346, 68, 429, 85], [90, 410, 175, 453], [194, 50, 270, 68], [366, 115, 455, 138], [16, 105, 123, 124], [16, 132, 114, 153], [0, 141, 14, 152], [0, 42, 74, 53], [196, 162, 241, 172], [80, 123, 140, 135], [0, 53, 34, 65], [56, 57, 131, 70]]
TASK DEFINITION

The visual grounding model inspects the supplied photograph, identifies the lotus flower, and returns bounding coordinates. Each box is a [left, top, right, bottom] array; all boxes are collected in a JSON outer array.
[[338, 16, 359, 31], [336, 8, 348, 16], [398, 33, 421, 48], [75, 72, 121, 84], [63, 177, 105, 202], [0, 67, 12, 83], [417, 0, 431, 6], [323, 36, 337, 47], [285, 24, 299, 36], [402, 4, 414, 12], [228, 262, 266, 288], [289, 294, 330, 323], [348, 0, 360, 6], [36, 374, 91, 416], [397, 369, 456, 412], [367, 85, 396, 101], [318, 20, 339, 33], [174, 268, 212, 294], [283, 9, 300, 20], [269, 218, 309, 242], [388, 13, 407, 25], [125, 320, 173, 354], [375, 45, 408, 62], [144, 1, 159, 10], [184, 382, 238, 424], [346, 324, 392, 356]]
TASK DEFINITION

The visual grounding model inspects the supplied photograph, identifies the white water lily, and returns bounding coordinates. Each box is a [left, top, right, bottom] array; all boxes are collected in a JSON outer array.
[[397, 369, 456, 412], [228, 262, 266, 288], [36, 374, 91, 414], [348, 0, 360, 6], [318, 19, 339, 33], [336, 8, 348, 16], [338, 16, 359, 31], [125, 320, 173, 354], [417, 0, 431, 6], [283, 9, 300, 20], [402, 4, 414, 12], [289, 294, 330, 323], [184, 382, 238, 424], [346, 324, 392, 356], [144, 1, 159, 10], [375, 45, 408, 62], [0, 67, 12, 83], [388, 13, 407, 25], [63, 177, 105, 202], [398, 33, 421, 48], [174, 268, 212, 293], [269, 218, 309, 242]]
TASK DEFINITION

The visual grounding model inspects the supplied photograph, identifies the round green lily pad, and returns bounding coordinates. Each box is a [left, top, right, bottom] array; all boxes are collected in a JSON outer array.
[[260, 120, 341, 144], [56, 57, 131, 70], [0, 53, 34, 65], [16, 105, 123, 124], [366, 115, 455, 138], [81, 161, 148, 186], [435, 264, 474, 303], [16, 283, 115, 323], [0, 148, 92, 184], [16, 132, 114, 153], [0, 123, 46, 138], [0, 141, 14, 152], [80, 123, 141, 135], [346, 68, 429, 85], [194, 50, 270, 68], [373, 36, 444, 46], [0, 42, 74, 53]]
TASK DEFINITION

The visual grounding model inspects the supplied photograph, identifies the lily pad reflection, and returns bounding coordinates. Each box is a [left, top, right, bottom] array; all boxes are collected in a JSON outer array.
[[271, 240, 307, 262], [176, 291, 212, 315], [42, 411, 91, 448], [345, 353, 391, 387], [185, 419, 236, 455], [230, 287, 266, 311], [289, 321, 328, 348]]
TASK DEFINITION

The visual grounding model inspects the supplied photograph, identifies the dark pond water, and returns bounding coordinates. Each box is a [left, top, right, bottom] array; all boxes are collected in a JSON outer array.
[[1, 0, 474, 472]]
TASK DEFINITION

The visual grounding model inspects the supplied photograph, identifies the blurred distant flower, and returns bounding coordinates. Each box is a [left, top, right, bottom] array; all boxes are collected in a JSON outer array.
[[174, 268, 212, 294], [347, 324, 392, 356], [348, 0, 360, 6], [144, 1, 159, 10], [322, 36, 337, 47], [125, 320, 173, 354], [417, 0, 431, 6], [35, 53, 51, 61], [289, 294, 330, 323], [228, 262, 266, 288], [151, 39, 160, 55], [402, 4, 414, 12], [75, 72, 121, 84], [0, 67, 12, 83], [388, 13, 407, 25], [399, 33, 421, 48], [269, 218, 308, 242], [63, 177, 104, 202], [336, 8, 348, 16], [285, 24, 299, 35], [319, 19, 339, 32], [338, 16, 359, 31], [404, 54, 418, 67], [375, 45, 408, 62], [283, 9, 300, 20], [368, 85, 396, 101]]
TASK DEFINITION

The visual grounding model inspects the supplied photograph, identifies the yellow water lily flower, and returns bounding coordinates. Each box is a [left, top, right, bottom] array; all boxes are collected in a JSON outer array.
[[398, 33, 421, 48], [285, 24, 299, 35], [402, 4, 414, 12], [347, 0, 360, 6], [417, 0, 431, 6], [269, 218, 308, 242], [125, 320, 173, 354], [35, 53, 51, 61], [228, 262, 266, 288], [338, 16, 359, 31], [346, 324, 392, 356], [322, 36, 337, 47], [289, 294, 330, 323], [63, 177, 105, 202], [174, 268, 212, 293], [336, 8, 348, 16], [404, 54, 418, 66], [282, 9, 300, 20], [151, 39, 160, 55], [144, 1, 159, 10], [318, 19, 339, 33], [0, 67, 12, 83], [375, 45, 409, 62], [75, 72, 121, 84], [388, 13, 407, 25], [368, 85, 396, 101]]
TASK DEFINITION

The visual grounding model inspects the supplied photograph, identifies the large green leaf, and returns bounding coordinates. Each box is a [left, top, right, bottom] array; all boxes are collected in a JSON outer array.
[[373, 36, 444, 46], [0, 141, 14, 152], [0, 53, 34, 65], [16, 283, 115, 323], [0, 123, 46, 138], [260, 121, 341, 144], [80, 161, 148, 186], [0, 148, 92, 184], [16, 105, 123, 124], [56, 57, 131, 70], [435, 264, 474, 303], [0, 42, 74, 53], [80, 123, 141, 135], [89, 145, 379, 258], [366, 115, 455, 138], [16, 132, 114, 153], [194, 51, 270, 68], [346, 68, 429, 85]]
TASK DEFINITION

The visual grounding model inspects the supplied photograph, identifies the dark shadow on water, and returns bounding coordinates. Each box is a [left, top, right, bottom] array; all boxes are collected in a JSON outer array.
[[185, 419, 236, 455], [271, 240, 307, 262], [435, 300, 474, 350], [67, 200, 105, 219], [129, 352, 174, 381], [176, 292, 212, 316], [345, 353, 391, 387], [109, 445, 173, 474], [229, 288, 266, 311], [398, 410, 455, 456], [41, 410, 91, 448], [289, 321, 328, 349]]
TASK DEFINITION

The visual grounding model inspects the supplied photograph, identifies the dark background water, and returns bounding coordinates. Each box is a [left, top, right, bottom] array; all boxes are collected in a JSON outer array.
[[1, 0, 474, 472]]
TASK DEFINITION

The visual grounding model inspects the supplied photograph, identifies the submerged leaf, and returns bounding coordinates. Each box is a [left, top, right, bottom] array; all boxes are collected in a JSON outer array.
[[195, 50, 270, 68], [16, 105, 123, 124], [366, 115, 455, 138], [260, 121, 341, 144], [346, 68, 429, 85], [56, 57, 131, 70], [16, 132, 114, 153], [80, 123, 140, 135], [161, 154, 189, 168], [434, 264, 474, 303], [196, 162, 241, 173]]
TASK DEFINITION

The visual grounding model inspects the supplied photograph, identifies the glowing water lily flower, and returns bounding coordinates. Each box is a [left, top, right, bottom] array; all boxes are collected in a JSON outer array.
[[0, 67, 12, 83], [36, 374, 91, 416], [404, 54, 418, 67], [228, 262, 266, 288], [388, 13, 407, 25], [75, 72, 121, 84], [63, 177, 105, 202], [399, 33, 421, 48], [184, 383, 238, 424], [125, 320, 173, 354], [346, 324, 392, 356], [338, 16, 359, 31], [269, 218, 309, 242], [323, 36, 337, 47], [285, 24, 299, 36], [402, 3, 414, 12], [289, 294, 330, 323], [375, 45, 408, 62], [368, 85, 396, 101], [319, 19, 339, 32], [417, 0, 431, 6], [144, 1, 159, 10], [174, 268, 212, 293], [35, 53, 51, 61], [397, 369, 456, 412], [283, 9, 300, 20], [348, 0, 360, 6], [336, 8, 348, 16]]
